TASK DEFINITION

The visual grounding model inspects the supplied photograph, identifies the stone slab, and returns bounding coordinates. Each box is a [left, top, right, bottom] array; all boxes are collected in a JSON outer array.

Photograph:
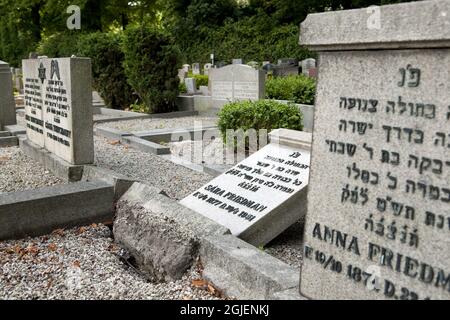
[[121, 136, 171, 155], [22, 57, 94, 165], [4, 124, 26, 136], [0, 131, 10, 137], [0, 181, 114, 240], [181, 130, 312, 247], [300, 0, 450, 51], [94, 127, 132, 141], [0, 136, 18, 147], [200, 234, 300, 300], [20, 138, 84, 182], [0, 60, 17, 130], [300, 4, 450, 300]]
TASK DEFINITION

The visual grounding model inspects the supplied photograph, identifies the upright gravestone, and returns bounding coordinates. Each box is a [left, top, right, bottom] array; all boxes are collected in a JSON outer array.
[[301, 58, 316, 77], [209, 64, 265, 104], [0, 61, 17, 130], [184, 78, 197, 94], [232, 59, 243, 65], [192, 63, 201, 75], [181, 129, 311, 247], [22, 57, 94, 165], [203, 63, 213, 76], [300, 0, 450, 300]]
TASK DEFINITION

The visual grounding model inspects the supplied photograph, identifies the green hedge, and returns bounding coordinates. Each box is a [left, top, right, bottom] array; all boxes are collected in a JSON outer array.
[[218, 100, 303, 144], [265, 75, 316, 105], [122, 26, 181, 114], [77, 32, 133, 110]]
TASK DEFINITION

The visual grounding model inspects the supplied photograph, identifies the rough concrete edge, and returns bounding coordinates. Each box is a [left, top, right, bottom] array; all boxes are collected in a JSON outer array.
[[0, 181, 115, 240], [81, 165, 138, 200], [199, 234, 306, 300], [94, 126, 132, 141], [4, 124, 26, 136], [121, 136, 171, 155], [119, 182, 230, 238], [0, 135, 18, 147], [19, 138, 84, 182]]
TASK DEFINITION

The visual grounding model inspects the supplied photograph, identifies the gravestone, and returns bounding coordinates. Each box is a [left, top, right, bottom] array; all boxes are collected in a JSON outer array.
[[300, 0, 450, 300], [278, 58, 298, 66], [192, 63, 201, 75], [232, 59, 243, 65], [14, 68, 23, 93], [182, 64, 190, 73], [185, 78, 197, 94], [0, 61, 17, 130], [22, 57, 94, 165], [209, 64, 265, 103], [181, 129, 312, 246], [178, 69, 187, 82], [204, 63, 213, 76], [301, 58, 316, 77]]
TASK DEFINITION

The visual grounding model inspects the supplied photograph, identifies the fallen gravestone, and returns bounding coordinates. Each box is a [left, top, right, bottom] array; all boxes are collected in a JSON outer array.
[[209, 64, 265, 104], [0, 61, 17, 130], [300, 0, 450, 300], [181, 129, 311, 247], [22, 57, 94, 165]]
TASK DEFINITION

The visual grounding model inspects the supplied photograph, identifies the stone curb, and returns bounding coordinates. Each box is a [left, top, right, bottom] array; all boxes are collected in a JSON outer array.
[[19, 138, 84, 182], [4, 124, 26, 136], [0, 135, 18, 147], [0, 181, 114, 240]]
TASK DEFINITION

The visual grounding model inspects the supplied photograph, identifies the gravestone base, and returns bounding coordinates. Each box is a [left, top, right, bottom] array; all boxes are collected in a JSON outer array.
[[20, 138, 85, 182]]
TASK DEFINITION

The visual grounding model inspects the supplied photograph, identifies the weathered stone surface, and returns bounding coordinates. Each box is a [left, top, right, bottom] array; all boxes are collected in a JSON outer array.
[[0, 181, 114, 240], [300, 0, 450, 300], [208, 64, 265, 103], [22, 57, 94, 165], [0, 61, 17, 130], [181, 129, 312, 247], [300, 0, 450, 51], [113, 183, 229, 282]]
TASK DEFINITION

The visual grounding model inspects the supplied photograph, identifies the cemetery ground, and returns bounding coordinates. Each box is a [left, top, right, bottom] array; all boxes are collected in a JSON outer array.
[[0, 112, 304, 299]]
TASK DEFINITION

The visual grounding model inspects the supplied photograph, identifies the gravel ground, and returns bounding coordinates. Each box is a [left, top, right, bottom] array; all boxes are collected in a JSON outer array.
[[95, 116, 218, 133], [94, 136, 211, 200], [0, 146, 64, 194], [0, 224, 226, 300]]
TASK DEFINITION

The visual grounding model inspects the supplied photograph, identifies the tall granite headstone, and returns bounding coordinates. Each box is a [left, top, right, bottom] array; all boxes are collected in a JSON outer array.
[[22, 57, 94, 165], [300, 0, 450, 300], [209, 64, 265, 103], [0, 61, 17, 130]]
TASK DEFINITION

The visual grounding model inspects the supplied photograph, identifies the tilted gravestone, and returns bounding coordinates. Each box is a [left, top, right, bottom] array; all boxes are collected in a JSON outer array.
[[299, 0, 450, 300], [209, 64, 265, 103], [0, 61, 17, 130], [181, 129, 311, 247], [22, 57, 94, 165]]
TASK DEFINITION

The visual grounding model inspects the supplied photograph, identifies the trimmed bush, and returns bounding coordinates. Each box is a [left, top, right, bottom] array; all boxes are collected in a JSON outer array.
[[265, 75, 316, 105], [76, 32, 133, 110], [122, 26, 181, 114], [218, 100, 303, 144], [38, 32, 83, 58], [189, 73, 209, 89]]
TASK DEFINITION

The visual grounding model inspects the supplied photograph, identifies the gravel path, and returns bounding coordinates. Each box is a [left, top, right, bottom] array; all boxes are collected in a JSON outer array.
[[94, 136, 211, 200], [0, 146, 64, 194], [0, 224, 225, 300], [95, 116, 218, 133]]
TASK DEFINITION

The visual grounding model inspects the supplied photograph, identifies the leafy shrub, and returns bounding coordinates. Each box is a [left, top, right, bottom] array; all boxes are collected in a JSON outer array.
[[77, 32, 133, 110], [218, 100, 303, 144], [265, 75, 316, 105], [188, 73, 209, 89], [179, 82, 187, 94], [38, 32, 83, 58], [122, 26, 181, 114]]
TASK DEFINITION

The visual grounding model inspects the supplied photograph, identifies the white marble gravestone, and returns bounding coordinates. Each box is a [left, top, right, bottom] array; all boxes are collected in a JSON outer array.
[[181, 129, 311, 247], [299, 0, 450, 300], [209, 64, 265, 104], [22, 57, 94, 165], [0, 61, 17, 130]]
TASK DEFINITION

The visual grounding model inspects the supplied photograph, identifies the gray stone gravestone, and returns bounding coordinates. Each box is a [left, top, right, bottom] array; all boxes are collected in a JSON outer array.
[[299, 0, 450, 300], [192, 63, 201, 75], [0, 61, 17, 130], [182, 64, 191, 73], [185, 78, 197, 94], [181, 129, 311, 247], [301, 58, 316, 77], [232, 59, 243, 65], [22, 57, 94, 165], [178, 68, 187, 82], [209, 64, 265, 103], [204, 63, 213, 76]]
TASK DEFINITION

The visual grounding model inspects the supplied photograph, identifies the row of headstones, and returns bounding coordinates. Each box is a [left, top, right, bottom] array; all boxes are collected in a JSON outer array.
[[180, 0, 450, 300], [180, 58, 316, 78]]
